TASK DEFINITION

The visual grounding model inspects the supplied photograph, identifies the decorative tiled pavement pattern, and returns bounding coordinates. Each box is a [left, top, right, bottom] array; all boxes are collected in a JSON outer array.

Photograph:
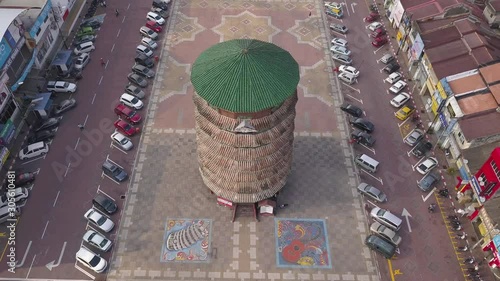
[[107, 0, 381, 280]]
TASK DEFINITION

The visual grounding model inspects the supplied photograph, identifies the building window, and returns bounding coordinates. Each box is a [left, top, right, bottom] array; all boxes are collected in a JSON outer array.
[[447, 104, 456, 117], [0, 99, 16, 124], [456, 131, 466, 144], [36, 28, 41, 37], [492, 161, 500, 180], [44, 15, 49, 23]]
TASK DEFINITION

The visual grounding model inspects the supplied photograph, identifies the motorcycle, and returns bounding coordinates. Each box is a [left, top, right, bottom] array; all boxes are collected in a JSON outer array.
[[458, 245, 469, 252], [465, 257, 476, 264], [452, 224, 463, 231], [448, 215, 460, 221], [438, 188, 449, 198]]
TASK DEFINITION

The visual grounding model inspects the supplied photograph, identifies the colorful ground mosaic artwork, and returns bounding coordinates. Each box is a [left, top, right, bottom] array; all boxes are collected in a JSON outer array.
[[160, 218, 212, 263], [275, 218, 331, 268]]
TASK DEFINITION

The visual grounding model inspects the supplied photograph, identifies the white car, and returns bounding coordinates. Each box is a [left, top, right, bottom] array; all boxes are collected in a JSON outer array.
[[75, 247, 108, 273], [19, 142, 49, 160], [416, 157, 438, 175], [389, 81, 407, 94], [0, 187, 29, 207], [390, 93, 410, 108], [331, 37, 348, 47], [120, 93, 144, 110], [368, 21, 383, 31], [141, 37, 157, 49], [325, 2, 341, 9], [84, 209, 115, 232], [140, 26, 158, 40], [46, 81, 77, 93], [83, 230, 113, 252], [330, 46, 351, 56], [146, 12, 165, 25], [111, 132, 133, 151], [74, 53, 90, 70], [385, 72, 402, 84], [338, 72, 356, 85], [73, 41, 95, 55], [339, 65, 359, 77]]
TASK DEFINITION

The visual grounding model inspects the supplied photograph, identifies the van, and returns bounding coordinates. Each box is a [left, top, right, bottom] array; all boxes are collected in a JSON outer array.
[[354, 154, 379, 173], [370, 207, 403, 231], [74, 41, 95, 55], [365, 234, 396, 259], [0, 205, 21, 224], [338, 72, 356, 85], [19, 141, 49, 160]]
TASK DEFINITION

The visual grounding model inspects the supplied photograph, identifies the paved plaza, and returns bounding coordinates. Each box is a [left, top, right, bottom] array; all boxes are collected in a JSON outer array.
[[107, 0, 380, 280]]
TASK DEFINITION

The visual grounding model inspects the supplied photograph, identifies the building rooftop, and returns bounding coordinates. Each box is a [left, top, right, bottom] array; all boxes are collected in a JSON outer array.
[[433, 55, 479, 79], [457, 92, 498, 114], [448, 72, 487, 95], [479, 63, 500, 84], [459, 111, 500, 140], [488, 0, 500, 11], [489, 84, 500, 103]]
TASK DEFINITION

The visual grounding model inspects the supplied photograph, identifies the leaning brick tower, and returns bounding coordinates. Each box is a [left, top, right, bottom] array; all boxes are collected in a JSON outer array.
[[191, 39, 300, 204]]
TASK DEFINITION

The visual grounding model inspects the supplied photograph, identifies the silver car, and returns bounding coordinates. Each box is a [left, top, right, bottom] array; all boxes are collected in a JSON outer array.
[[404, 129, 424, 146], [357, 182, 387, 203], [332, 54, 352, 65], [125, 85, 146, 99], [370, 222, 402, 246], [53, 98, 76, 115], [75, 53, 90, 70], [132, 64, 155, 78]]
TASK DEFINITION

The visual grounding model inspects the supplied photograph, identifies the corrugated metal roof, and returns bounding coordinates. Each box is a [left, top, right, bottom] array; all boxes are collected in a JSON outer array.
[[191, 39, 300, 113]]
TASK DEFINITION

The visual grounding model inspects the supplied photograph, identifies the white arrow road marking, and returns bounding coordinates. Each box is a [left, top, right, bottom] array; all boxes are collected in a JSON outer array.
[[45, 241, 67, 271], [422, 187, 437, 202], [402, 208, 412, 232], [15, 241, 32, 267]]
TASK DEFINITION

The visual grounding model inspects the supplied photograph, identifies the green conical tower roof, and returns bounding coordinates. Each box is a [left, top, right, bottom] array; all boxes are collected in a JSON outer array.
[[191, 39, 300, 113]]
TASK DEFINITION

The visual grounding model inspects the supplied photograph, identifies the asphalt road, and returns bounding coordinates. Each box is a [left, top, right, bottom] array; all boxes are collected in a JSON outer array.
[[327, 2, 464, 281], [0, 0, 160, 280]]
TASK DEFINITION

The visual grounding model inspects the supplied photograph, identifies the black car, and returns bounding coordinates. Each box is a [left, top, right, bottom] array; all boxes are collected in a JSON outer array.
[[340, 103, 363, 117], [92, 194, 118, 214], [153, 0, 168, 10], [28, 129, 56, 144], [384, 62, 400, 74], [351, 129, 375, 147], [35, 117, 61, 132], [102, 160, 128, 182], [350, 118, 374, 133], [80, 20, 101, 29], [418, 172, 440, 191], [412, 141, 432, 158]]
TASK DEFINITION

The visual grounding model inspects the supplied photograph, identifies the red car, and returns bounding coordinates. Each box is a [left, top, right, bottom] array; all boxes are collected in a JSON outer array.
[[371, 28, 386, 38], [364, 12, 379, 23], [114, 120, 140, 136], [372, 37, 388, 47], [114, 104, 142, 124], [146, 21, 162, 33]]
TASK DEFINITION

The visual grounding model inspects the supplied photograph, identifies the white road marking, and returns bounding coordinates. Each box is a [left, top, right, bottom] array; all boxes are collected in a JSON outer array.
[[102, 172, 121, 185], [412, 157, 426, 171], [91, 93, 96, 104], [25, 254, 36, 279], [64, 162, 71, 177], [98, 76, 103, 85], [83, 115, 89, 126], [41, 221, 49, 239], [20, 156, 45, 165], [351, 2, 357, 13], [97, 187, 115, 202], [45, 242, 67, 271], [111, 43, 115, 53], [53, 191, 60, 207], [346, 94, 363, 104], [122, 16, 126, 23], [373, 45, 384, 54], [360, 169, 383, 185], [74, 263, 96, 280], [106, 157, 124, 169], [422, 188, 436, 202], [15, 241, 32, 267], [341, 82, 361, 93], [74, 137, 80, 150], [110, 143, 128, 154], [116, 29, 121, 38], [358, 144, 376, 154]]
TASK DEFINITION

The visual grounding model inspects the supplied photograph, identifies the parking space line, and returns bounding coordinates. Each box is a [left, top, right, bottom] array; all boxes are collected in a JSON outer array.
[[33, 168, 40, 175], [412, 157, 426, 171], [359, 144, 375, 154], [330, 30, 347, 38], [15, 240, 31, 267], [41, 221, 49, 239], [98, 76, 103, 85], [110, 143, 128, 154], [97, 186, 115, 202], [87, 224, 108, 238], [341, 83, 360, 93], [421, 188, 436, 202], [83, 115, 89, 126], [91, 93, 97, 104], [53, 191, 60, 207], [74, 137, 80, 150], [75, 262, 96, 280], [106, 157, 124, 169], [373, 45, 385, 54], [101, 172, 121, 185], [360, 169, 383, 185], [25, 254, 36, 279], [20, 156, 45, 165], [116, 29, 121, 38], [346, 94, 363, 104], [64, 162, 71, 177], [111, 43, 115, 53]]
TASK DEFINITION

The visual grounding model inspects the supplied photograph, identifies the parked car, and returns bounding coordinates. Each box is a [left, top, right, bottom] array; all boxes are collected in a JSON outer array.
[[81, 19, 101, 29], [141, 37, 158, 49], [114, 120, 140, 136], [380, 53, 394, 64], [152, 0, 168, 10], [404, 129, 424, 146], [371, 28, 386, 38], [135, 54, 154, 68], [357, 182, 387, 203], [75, 247, 108, 273], [330, 23, 348, 34], [331, 37, 348, 47], [114, 104, 142, 124], [368, 22, 383, 31], [385, 72, 402, 84], [350, 118, 374, 133], [370, 222, 402, 246], [395, 105, 415, 121], [53, 98, 76, 115], [412, 141, 432, 158], [330, 45, 351, 56], [102, 160, 128, 182], [15, 172, 35, 186], [416, 157, 438, 175], [332, 54, 352, 65], [146, 20, 162, 33], [372, 37, 387, 47], [351, 129, 375, 147], [151, 7, 169, 18], [74, 41, 95, 55], [111, 132, 133, 151], [146, 11, 165, 25], [46, 81, 77, 93], [339, 65, 359, 77], [35, 117, 61, 132], [364, 12, 380, 22], [136, 45, 153, 58], [19, 141, 49, 160], [75, 53, 90, 70], [338, 72, 356, 85], [370, 207, 402, 231], [93, 193, 118, 214], [125, 84, 146, 99], [132, 64, 155, 78], [76, 27, 95, 38], [384, 62, 400, 74], [418, 172, 440, 191], [390, 93, 410, 108], [0, 187, 29, 207], [127, 73, 148, 88], [325, 2, 341, 9], [389, 81, 407, 94], [340, 103, 363, 117], [73, 35, 95, 46], [83, 230, 112, 252], [120, 93, 144, 110], [365, 234, 396, 259], [28, 129, 56, 144], [139, 26, 158, 40], [326, 8, 343, 18], [84, 208, 115, 232]]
